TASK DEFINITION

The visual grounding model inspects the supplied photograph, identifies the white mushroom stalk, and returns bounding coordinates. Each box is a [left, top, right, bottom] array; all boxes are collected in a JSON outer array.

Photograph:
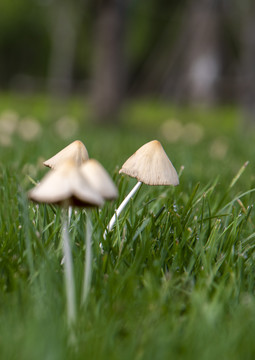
[[104, 140, 179, 239], [104, 181, 142, 238]]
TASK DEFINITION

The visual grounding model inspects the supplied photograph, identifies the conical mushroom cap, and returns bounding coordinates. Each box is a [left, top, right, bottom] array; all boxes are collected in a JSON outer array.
[[28, 160, 104, 207], [43, 140, 89, 169], [119, 140, 179, 186], [80, 159, 118, 200]]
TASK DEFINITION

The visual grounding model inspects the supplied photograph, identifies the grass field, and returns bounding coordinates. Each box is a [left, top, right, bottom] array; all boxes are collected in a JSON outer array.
[[1, 93, 255, 359]]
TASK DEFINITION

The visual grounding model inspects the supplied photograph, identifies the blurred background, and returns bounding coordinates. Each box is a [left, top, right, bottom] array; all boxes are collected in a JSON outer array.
[[1, 0, 255, 190], [1, 0, 255, 123]]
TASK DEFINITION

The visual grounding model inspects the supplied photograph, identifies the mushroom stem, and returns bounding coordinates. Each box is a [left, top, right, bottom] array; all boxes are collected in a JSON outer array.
[[81, 212, 92, 306], [103, 181, 142, 239], [62, 212, 77, 326]]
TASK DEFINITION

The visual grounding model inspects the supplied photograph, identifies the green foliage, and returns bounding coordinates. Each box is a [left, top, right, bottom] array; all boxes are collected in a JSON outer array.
[[0, 95, 255, 359], [0, 0, 50, 84]]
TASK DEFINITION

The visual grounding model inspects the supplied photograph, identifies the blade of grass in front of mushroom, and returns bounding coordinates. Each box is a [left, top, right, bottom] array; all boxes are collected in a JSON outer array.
[[59, 206, 73, 265], [68, 206, 72, 226]]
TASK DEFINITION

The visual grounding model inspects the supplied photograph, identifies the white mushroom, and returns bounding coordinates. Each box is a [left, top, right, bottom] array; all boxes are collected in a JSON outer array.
[[28, 159, 104, 325], [43, 140, 89, 169], [104, 140, 179, 237], [80, 159, 118, 201], [29, 160, 104, 207], [119, 140, 179, 186]]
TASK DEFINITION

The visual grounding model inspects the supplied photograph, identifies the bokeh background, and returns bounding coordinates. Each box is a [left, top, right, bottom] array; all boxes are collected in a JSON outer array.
[[1, 0, 255, 120], [1, 0, 255, 189]]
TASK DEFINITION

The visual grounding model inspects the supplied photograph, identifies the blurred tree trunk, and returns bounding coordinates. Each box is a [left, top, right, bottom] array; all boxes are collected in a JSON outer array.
[[239, 1, 255, 123], [163, 0, 222, 104], [90, 0, 127, 124], [48, 0, 82, 98], [136, 0, 222, 105]]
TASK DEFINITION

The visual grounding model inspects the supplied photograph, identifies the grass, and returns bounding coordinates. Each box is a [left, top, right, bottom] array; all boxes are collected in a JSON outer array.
[[1, 93, 255, 359]]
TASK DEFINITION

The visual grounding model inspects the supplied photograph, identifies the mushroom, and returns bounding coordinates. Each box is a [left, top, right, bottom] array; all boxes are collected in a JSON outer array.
[[28, 159, 104, 207], [119, 140, 179, 186], [43, 140, 89, 169], [80, 159, 118, 201], [43, 140, 90, 226], [104, 140, 179, 237], [28, 160, 104, 325]]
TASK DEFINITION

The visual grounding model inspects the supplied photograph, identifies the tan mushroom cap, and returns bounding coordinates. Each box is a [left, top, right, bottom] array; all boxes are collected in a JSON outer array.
[[28, 160, 104, 207], [80, 159, 118, 200], [119, 140, 179, 186], [43, 140, 89, 169]]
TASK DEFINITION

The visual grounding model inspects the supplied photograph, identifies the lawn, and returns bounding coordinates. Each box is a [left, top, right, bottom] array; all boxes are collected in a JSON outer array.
[[0, 93, 255, 359]]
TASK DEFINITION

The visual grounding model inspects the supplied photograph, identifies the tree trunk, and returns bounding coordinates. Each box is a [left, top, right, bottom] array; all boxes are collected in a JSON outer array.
[[90, 0, 127, 124], [47, 0, 82, 98], [163, 0, 222, 105], [239, 1, 255, 123], [135, 0, 222, 105]]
